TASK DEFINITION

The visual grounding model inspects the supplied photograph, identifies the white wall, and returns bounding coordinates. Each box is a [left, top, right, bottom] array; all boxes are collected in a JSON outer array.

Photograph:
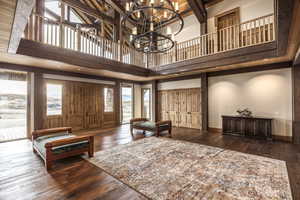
[[158, 78, 201, 91], [170, 15, 201, 43], [207, 0, 274, 32], [208, 68, 292, 137], [171, 0, 274, 42]]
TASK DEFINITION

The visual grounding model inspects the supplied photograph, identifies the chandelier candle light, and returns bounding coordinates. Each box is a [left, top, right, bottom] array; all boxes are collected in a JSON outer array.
[[122, 0, 184, 53]]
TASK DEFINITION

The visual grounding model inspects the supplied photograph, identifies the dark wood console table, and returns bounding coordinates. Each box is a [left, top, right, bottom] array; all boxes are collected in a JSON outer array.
[[222, 115, 272, 140]]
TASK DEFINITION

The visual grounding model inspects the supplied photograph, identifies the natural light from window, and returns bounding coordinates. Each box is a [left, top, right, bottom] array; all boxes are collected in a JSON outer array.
[[47, 84, 62, 116], [104, 88, 114, 112]]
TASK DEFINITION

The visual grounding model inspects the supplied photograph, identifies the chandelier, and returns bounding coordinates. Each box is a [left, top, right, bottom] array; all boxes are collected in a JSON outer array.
[[122, 0, 184, 53]]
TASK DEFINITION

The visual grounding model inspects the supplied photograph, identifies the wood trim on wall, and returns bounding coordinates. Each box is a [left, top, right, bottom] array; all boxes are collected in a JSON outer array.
[[273, 135, 293, 143], [208, 127, 222, 133]]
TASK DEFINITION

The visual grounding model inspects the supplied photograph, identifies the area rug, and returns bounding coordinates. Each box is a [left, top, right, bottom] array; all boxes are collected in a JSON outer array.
[[86, 137, 293, 200]]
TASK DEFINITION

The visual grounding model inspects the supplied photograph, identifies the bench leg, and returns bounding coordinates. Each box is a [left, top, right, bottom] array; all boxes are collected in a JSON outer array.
[[88, 150, 94, 158], [89, 136, 94, 158], [130, 125, 134, 137], [156, 130, 160, 137], [169, 128, 172, 137], [143, 130, 146, 135], [45, 160, 52, 171]]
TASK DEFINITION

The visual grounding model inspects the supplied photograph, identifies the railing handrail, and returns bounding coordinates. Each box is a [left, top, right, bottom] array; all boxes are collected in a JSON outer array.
[[25, 13, 147, 68], [25, 13, 275, 70], [175, 14, 275, 49]]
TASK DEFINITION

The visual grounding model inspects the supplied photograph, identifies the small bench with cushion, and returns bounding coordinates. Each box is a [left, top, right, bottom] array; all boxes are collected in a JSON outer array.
[[32, 127, 94, 170], [130, 118, 172, 137]]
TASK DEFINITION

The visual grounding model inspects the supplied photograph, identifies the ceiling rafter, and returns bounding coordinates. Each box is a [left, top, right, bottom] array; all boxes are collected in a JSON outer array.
[[61, 0, 115, 24], [71, 7, 93, 24], [187, 0, 207, 23]]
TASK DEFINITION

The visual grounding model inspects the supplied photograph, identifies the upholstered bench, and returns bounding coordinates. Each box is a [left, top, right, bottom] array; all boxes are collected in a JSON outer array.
[[32, 127, 94, 170], [130, 118, 172, 137]]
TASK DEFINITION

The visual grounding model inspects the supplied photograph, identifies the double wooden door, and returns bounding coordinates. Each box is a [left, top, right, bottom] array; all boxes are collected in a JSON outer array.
[[44, 81, 104, 131], [158, 88, 201, 129]]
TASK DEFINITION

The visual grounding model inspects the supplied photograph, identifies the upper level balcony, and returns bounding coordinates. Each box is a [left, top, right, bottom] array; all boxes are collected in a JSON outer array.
[[22, 13, 276, 74]]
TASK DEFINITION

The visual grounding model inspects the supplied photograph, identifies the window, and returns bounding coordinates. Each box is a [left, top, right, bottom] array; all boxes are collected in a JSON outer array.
[[104, 88, 114, 112], [142, 88, 151, 119], [46, 84, 62, 116], [121, 85, 133, 123]]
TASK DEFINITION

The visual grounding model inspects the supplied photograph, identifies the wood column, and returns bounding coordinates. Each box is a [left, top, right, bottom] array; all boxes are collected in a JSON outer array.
[[7, 0, 36, 53], [201, 73, 208, 132], [33, 72, 45, 131], [292, 64, 300, 144], [114, 80, 121, 126], [276, 0, 294, 56], [35, 0, 44, 42], [200, 22, 208, 35], [60, 2, 65, 48], [151, 80, 158, 122]]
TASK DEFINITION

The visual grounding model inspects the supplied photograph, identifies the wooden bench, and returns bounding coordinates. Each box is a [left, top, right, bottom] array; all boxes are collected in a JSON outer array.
[[130, 118, 172, 137], [32, 127, 94, 170]]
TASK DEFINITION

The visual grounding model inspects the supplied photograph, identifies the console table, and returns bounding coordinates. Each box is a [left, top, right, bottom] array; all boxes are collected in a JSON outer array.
[[222, 115, 272, 140]]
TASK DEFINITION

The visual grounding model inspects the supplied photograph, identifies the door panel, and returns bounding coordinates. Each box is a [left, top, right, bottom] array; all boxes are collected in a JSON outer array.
[[84, 84, 102, 129], [158, 88, 201, 129]]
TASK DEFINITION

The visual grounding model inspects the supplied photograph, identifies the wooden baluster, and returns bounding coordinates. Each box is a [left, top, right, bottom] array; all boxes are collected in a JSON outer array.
[[268, 17, 271, 42], [77, 27, 81, 51], [272, 15, 275, 41], [263, 18, 266, 43]]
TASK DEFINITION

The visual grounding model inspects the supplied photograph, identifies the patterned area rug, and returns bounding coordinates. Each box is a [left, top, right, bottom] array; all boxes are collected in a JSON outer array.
[[86, 137, 292, 200]]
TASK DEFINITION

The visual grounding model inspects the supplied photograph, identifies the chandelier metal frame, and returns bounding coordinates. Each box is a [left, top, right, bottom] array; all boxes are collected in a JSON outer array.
[[121, 1, 184, 54]]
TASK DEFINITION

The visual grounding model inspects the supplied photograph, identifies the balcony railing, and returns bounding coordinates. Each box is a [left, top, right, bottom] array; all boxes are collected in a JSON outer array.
[[24, 14, 275, 70], [148, 14, 275, 69], [24, 14, 146, 68]]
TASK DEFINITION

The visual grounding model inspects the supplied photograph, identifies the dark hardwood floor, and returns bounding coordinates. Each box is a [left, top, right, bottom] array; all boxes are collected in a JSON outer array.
[[0, 125, 299, 200]]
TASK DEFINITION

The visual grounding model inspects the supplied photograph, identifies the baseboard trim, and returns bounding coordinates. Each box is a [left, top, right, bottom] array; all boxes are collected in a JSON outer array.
[[208, 127, 222, 133], [273, 135, 293, 143]]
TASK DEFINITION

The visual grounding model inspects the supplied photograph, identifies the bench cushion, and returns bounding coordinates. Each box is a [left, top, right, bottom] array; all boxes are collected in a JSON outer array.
[[133, 121, 169, 130], [33, 132, 89, 157]]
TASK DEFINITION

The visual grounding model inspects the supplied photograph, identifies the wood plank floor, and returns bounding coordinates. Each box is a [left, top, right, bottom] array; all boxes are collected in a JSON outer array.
[[0, 125, 299, 200]]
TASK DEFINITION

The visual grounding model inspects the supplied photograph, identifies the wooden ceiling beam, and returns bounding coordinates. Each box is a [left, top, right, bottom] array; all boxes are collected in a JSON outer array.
[[71, 8, 93, 24], [105, 0, 125, 15], [61, 0, 115, 24], [187, 0, 207, 23], [7, 0, 35, 53]]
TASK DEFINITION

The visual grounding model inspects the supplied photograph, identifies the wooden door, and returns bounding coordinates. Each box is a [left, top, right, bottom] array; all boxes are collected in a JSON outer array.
[[178, 89, 189, 128], [190, 88, 201, 129], [84, 84, 103, 129], [216, 8, 240, 51], [168, 90, 179, 127], [64, 82, 85, 131]]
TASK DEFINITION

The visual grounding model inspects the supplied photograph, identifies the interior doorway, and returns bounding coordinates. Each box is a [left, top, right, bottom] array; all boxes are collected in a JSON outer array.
[[0, 70, 27, 142], [121, 84, 133, 124]]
